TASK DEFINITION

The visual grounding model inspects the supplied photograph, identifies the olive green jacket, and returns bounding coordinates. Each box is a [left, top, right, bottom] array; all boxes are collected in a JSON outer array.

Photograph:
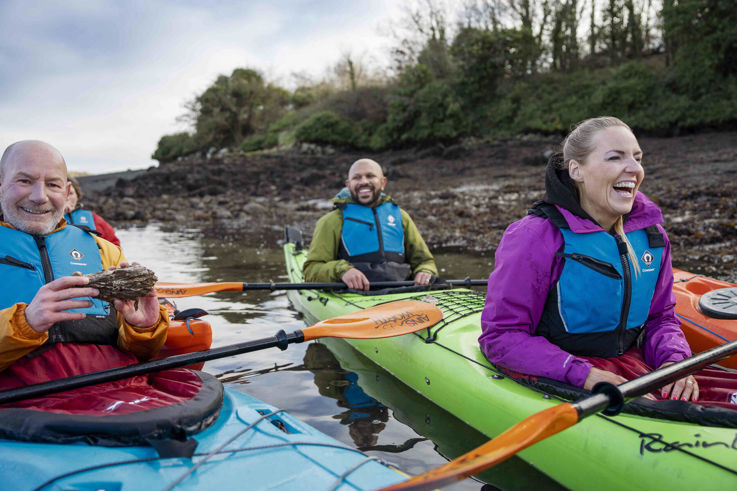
[[303, 193, 438, 282]]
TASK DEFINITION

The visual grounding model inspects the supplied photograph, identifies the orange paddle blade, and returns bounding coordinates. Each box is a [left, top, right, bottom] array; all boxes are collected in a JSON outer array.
[[302, 300, 444, 341], [382, 403, 579, 491], [155, 282, 244, 298]]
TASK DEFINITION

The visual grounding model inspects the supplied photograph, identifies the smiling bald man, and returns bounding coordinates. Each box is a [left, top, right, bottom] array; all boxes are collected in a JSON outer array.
[[303, 158, 438, 291]]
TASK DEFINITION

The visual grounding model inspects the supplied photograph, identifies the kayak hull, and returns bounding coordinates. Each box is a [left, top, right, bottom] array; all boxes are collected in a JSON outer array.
[[0, 387, 405, 490], [284, 242, 737, 490], [157, 300, 213, 369]]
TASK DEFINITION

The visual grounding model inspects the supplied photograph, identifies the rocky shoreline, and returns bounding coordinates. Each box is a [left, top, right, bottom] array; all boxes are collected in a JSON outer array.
[[81, 131, 737, 282]]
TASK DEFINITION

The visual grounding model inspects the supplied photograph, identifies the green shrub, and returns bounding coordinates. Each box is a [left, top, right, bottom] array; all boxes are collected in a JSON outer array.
[[295, 111, 356, 147], [384, 78, 465, 146], [240, 133, 279, 152], [151, 132, 198, 164]]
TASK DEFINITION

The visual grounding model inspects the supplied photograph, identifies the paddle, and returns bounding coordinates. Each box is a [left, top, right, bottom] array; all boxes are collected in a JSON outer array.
[[382, 337, 737, 491], [0, 300, 442, 405], [155, 278, 488, 298]]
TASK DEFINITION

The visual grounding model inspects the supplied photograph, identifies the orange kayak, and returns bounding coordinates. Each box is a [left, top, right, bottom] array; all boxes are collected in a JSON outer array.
[[673, 268, 737, 368], [156, 299, 213, 369]]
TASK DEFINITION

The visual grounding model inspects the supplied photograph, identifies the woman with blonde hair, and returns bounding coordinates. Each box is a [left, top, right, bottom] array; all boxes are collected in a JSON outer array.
[[479, 116, 737, 407]]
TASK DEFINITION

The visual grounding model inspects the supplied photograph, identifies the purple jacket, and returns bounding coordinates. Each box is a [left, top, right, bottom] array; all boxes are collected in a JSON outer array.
[[478, 192, 691, 387]]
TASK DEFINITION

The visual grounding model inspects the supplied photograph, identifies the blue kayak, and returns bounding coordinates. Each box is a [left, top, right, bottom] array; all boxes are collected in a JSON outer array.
[[0, 381, 405, 490]]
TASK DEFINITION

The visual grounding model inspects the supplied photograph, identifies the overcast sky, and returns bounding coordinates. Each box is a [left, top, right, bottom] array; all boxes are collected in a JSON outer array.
[[0, 0, 404, 174]]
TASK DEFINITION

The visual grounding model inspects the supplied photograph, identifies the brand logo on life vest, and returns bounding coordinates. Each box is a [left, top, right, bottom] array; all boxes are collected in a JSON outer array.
[[387, 214, 396, 226], [79, 215, 89, 223], [69, 249, 84, 261], [641, 250, 654, 267]]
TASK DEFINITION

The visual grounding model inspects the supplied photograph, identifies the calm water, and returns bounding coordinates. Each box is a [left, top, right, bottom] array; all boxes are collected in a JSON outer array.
[[118, 224, 563, 490]]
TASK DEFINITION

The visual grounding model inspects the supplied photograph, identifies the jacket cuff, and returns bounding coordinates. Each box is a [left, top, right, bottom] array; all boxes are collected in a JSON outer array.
[[124, 304, 169, 331], [14, 304, 48, 341], [566, 359, 593, 388], [335, 261, 354, 279]]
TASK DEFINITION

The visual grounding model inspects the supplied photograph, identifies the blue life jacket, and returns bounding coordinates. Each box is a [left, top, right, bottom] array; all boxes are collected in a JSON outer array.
[[531, 204, 665, 357], [0, 225, 117, 347], [337, 202, 411, 282], [65, 209, 99, 235]]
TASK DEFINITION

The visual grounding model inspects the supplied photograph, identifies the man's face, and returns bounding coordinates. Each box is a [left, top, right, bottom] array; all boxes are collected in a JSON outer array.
[[0, 145, 70, 235], [346, 160, 386, 207]]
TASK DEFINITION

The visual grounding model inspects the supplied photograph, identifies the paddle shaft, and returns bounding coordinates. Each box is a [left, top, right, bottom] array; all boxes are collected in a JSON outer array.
[[0, 330, 303, 405], [155, 279, 487, 297], [238, 279, 488, 290]]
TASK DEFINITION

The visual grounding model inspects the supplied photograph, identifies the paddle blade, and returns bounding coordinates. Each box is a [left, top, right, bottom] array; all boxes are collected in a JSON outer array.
[[155, 282, 244, 298], [302, 300, 443, 341], [382, 403, 579, 491]]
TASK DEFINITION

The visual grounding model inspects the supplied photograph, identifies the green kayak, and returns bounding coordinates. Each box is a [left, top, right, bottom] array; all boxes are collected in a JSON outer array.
[[283, 239, 737, 490]]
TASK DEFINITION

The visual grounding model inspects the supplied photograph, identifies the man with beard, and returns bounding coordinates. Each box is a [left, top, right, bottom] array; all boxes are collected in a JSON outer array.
[[0, 140, 168, 380], [303, 158, 437, 290]]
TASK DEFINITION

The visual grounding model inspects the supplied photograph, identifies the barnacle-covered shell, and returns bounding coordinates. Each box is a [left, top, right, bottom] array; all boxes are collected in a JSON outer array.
[[81, 265, 158, 302]]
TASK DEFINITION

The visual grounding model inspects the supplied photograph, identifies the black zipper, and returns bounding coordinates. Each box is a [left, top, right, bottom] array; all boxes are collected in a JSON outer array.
[[556, 252, 621, 279], [344, 216, 373, 230], [0, 255, 35, 271], [34, 236, 63, 343], [33, 236, 55, 283], [372, 208, 385, 257], [614, 235, 632, 355]]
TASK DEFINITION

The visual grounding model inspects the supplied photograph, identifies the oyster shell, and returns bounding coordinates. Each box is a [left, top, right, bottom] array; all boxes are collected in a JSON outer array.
[[79, 265, 158, 303]]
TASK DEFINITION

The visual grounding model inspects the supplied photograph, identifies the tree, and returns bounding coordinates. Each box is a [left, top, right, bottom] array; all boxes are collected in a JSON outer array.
[[662, 0, 737, 82], [452, 26, 507, 101], [189, 68, 290, 149], [550, 0, 581, 72], [506, 0, 551, 74]]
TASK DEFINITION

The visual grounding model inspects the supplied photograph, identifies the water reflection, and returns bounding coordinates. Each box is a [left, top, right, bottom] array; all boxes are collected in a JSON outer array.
[[304, 343, 428, 452]]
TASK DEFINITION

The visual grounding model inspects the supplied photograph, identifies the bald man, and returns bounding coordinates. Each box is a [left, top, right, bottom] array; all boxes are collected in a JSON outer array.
[[303, 158, 437, 290], [0, 140, 168, 381]]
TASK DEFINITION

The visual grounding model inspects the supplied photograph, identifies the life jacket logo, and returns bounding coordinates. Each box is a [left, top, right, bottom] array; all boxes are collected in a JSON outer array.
[[69, 249, 83, 261], [387, 215, 396, 226], [641, 250, 654, 267], [79, 216, 89, 223]]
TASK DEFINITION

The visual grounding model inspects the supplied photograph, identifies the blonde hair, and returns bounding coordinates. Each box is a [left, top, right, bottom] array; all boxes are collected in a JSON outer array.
[[559, 116, 641, 276]]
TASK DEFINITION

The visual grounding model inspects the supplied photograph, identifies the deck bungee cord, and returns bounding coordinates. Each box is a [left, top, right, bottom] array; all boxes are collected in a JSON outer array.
[[163, 408, 382, 491], [33, 441, 381, 491], [676, 313, 730, 343]]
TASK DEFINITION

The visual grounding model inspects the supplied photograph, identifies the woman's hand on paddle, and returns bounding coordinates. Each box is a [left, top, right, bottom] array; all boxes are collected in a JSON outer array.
[[659, 362, 699, 402], [584, 367, 656, 401], [25, 276, 99, 333], [109, 262, 161, 328], [342, 268, 370, 291]]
